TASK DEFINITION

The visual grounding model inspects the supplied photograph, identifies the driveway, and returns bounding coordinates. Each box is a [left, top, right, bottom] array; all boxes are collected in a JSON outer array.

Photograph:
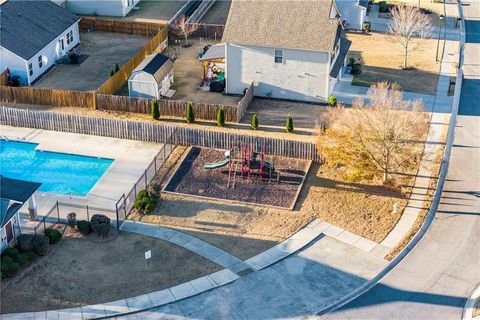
[[322, 1, 480, 319]]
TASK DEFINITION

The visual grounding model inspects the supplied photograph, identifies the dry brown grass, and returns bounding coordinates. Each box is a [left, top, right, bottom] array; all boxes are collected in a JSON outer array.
[[0, 229, 220, 313], [346, 32, 440, 94], [131, 147, 420, 259]]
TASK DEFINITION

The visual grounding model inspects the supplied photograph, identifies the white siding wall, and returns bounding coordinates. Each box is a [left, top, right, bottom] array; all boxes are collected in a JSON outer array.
[[25, 22, 80, 85], [1, 212, 21, 253], [0, 48, 27, 85], [226, 44, 330, 102], [129, 72, 159, 99], [1, 22, 80, 86], [335, 0, 366, 30], [67, 0, 140, 17]]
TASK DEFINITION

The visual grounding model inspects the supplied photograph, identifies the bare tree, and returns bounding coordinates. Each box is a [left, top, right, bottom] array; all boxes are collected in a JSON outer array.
[[318, 82, 428, 185], [172, 16, 199, 47], [387, 5, 432, 69]]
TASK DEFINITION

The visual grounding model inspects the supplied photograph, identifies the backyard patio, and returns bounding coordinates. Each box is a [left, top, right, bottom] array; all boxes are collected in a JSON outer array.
[[33, 32, 149, 91], [167, 39, 240, 106]]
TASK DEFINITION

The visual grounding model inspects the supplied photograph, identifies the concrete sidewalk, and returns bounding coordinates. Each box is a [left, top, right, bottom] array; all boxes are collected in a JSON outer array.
[[110, 236, 388, 320]]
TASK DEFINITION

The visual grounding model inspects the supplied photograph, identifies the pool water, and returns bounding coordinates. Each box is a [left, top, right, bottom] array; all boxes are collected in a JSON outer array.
[[0, 140, 113, 196]]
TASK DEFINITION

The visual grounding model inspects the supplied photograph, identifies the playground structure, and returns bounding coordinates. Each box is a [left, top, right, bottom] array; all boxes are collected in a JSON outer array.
[[204, 143, 279, 188]]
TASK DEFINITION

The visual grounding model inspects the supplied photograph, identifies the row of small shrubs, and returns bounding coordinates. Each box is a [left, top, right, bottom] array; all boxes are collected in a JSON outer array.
[[66, 212, 111, 238], [152, 100, 296, 133], [1, 248, 36, 278], [1, 229, 62, 278]]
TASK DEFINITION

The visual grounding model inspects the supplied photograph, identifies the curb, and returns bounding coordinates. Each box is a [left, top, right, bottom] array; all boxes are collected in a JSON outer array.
[[316, 0, 466, 316]]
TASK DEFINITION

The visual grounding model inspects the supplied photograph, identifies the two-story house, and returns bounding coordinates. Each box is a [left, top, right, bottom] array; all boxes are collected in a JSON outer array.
[[222, 0, 351, 103]]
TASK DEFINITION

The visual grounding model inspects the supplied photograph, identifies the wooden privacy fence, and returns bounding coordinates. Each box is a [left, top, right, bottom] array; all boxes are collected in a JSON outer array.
[[237, 82, 254, 121], [79, 17, 166, 37], [1, 107, 321, 162], [96, 25, 168, 95], [0, 69, 8, 86], [160, 100, 237, 122], [97, 83, 253, 123], [0, 86, 95, 108]]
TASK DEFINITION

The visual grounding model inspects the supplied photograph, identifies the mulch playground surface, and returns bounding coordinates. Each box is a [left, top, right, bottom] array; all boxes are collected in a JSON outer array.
[[165, 147, 310, 208]]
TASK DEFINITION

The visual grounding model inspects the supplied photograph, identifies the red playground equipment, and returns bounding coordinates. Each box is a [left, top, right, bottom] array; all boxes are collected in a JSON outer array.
[[226, 142, 278, 189]]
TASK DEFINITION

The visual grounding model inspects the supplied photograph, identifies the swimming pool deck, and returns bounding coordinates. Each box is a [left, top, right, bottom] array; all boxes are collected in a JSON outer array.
[[0, 125, 165, 220]]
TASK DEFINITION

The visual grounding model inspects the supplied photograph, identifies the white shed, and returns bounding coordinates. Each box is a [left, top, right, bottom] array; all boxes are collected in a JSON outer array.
[[128, 54, 174, 99]]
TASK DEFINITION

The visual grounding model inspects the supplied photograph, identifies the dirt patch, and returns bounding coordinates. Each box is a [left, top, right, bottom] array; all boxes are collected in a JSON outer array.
[[240, 98, 327, 132], [0, 230, 221, 313], [33, 32, 149, 91], [346, 32, 440, 94], [165, 147, 309, 208]]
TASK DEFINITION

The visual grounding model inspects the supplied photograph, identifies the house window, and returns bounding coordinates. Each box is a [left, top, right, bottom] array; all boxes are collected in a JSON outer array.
[[274, 49, 283, 64], [28, 63, 33, 76], [66, 30, 74, 45], [38, 55, 43, 68]]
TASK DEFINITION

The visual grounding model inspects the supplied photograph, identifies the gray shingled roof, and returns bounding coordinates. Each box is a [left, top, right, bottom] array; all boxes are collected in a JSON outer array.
[[132, 53, 173, 84], [222, 0, 341, 52], [0, 0, 80, 60], [329, 36, 351, 77]]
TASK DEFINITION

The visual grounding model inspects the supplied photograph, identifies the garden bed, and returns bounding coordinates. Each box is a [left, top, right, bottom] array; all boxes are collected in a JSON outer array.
[[164, 147, 310, 209]]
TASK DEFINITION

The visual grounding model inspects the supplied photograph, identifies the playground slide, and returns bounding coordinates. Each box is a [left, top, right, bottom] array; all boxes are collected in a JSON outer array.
[[204, 158, 230, 170], [263, 161, 273, 170]]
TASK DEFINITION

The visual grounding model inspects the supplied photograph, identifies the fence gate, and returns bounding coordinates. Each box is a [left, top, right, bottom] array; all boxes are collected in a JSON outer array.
[[115, 194, 127, 229]]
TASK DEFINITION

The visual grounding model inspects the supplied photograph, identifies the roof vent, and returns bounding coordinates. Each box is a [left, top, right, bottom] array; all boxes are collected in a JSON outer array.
[[17, 12, 21, 17]]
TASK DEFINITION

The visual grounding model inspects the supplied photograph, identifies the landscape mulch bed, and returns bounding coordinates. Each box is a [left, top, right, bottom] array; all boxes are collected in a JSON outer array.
[[165, 147, 310, 208]]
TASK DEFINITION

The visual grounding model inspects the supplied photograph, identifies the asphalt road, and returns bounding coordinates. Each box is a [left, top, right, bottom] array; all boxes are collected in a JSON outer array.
[[322, 1, 480, 319]]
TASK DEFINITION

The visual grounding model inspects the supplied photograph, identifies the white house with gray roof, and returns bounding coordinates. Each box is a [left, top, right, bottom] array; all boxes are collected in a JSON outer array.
[[222, 0, 351, 103], [0, 0, 80, 86], [335, 0, 368, 30], [66, 0, 140, 17]]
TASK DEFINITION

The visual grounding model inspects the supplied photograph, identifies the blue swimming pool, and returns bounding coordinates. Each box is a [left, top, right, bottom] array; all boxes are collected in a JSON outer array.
[[0, 140, 113, 196]]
